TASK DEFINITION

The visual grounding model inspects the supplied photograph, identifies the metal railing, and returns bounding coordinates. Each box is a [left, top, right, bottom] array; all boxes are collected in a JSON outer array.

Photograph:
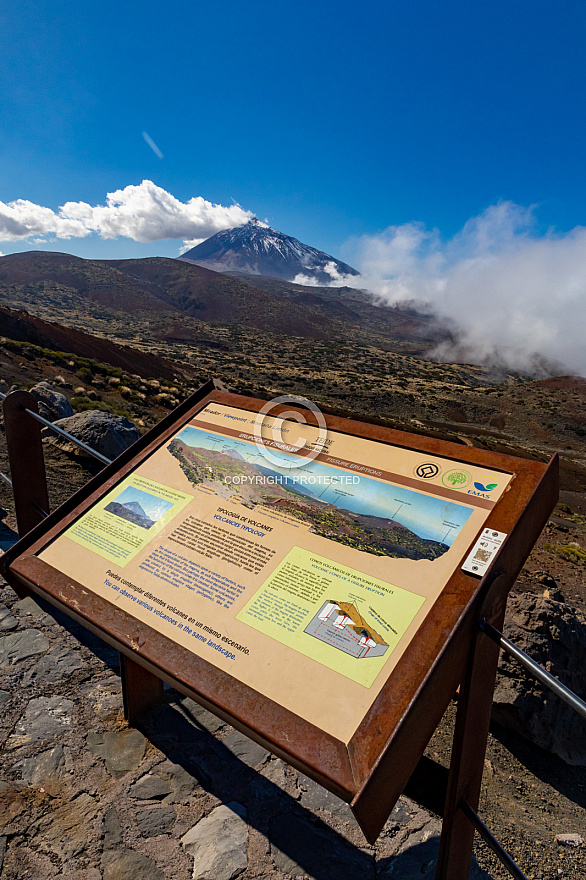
[[0, 388, 112, 468], [481, 618, 586, 720], [0, 387, 114, 534], [460, 617, 586, 880], [460, 800, 529, 880]]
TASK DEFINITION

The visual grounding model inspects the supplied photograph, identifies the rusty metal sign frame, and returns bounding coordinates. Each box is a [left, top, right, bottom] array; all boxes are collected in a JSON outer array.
[[0, 380, 558, 878]]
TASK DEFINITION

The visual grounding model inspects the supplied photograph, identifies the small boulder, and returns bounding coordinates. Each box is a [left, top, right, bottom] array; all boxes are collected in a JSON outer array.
[[489, 412, 506, 430], [555, 833, 583, 847], [43, 410, 140, 461], [29, 381, 73, 422]]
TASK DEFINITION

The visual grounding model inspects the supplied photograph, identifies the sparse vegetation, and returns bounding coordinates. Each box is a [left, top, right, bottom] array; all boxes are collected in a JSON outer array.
[[555, 544, 586, 565], [1, 255, 585, 494]]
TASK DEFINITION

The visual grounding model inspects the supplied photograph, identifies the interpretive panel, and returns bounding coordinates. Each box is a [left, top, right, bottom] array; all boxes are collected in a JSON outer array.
[[38, 401, 513, 742]]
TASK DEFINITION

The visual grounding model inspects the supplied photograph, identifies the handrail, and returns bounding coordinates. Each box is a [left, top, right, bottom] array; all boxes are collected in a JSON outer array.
[[0, 389, 112, 466], [460, 800, 529, 880], [481, 619, 586, 720]]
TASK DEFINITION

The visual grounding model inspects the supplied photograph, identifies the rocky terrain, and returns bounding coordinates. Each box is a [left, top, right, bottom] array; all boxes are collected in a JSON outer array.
[[0, 582, 498, 880], [0, 252, 585, 878]]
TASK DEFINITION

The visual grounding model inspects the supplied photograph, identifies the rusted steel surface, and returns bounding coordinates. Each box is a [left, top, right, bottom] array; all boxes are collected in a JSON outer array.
[[433, 459, 558, 879], [0, 379, 222, 568], [434, 587, 507, 879], [3, 390, 50, 537], [0, 385, 559, 848], [348, 455, 558, 839], [350, 455, 557, 845], [120, 653, 165, 726]]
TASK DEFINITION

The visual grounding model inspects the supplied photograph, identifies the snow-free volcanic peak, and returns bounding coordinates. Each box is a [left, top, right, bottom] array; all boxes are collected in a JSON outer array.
[[179, 218, 360, 285]]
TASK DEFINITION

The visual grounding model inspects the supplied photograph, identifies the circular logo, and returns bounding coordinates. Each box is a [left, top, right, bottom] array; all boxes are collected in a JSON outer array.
[[253, 395, 328, 470], [415, 462, 440, 479], [442, 469, 472, 489]]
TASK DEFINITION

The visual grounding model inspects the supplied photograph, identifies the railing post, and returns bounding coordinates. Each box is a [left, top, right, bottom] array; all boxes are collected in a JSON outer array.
[[3, 390, 50, 538]]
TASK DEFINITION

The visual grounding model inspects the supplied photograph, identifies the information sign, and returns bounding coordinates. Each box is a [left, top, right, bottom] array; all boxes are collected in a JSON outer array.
[[2, 386, 558, 846]]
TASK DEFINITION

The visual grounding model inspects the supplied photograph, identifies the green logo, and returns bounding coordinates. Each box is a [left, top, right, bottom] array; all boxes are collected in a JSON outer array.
[[442, 469, 472, 488]]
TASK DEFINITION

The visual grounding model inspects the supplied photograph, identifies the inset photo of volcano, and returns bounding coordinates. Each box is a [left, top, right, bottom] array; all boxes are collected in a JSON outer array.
[[104, 486, 174, 530]]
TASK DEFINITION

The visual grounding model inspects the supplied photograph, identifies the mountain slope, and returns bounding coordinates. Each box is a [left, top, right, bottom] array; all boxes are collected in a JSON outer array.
[[98, 256, 327, 335], [223, 271, 447, 351], [0, 304, 195, 380], [0, 252, 336, 339], [0, 250, 452, 355], [179, 218, 360, 283], [0, 251, 174, 313]]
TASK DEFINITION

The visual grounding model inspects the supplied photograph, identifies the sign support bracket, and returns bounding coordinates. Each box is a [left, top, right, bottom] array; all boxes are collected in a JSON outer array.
[[120, 652, 166, 726]]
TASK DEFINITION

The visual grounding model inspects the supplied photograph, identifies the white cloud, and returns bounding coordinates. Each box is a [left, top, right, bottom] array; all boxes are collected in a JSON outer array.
[[0, 199, 90, 241], [179, 238, 206, 253], [293, 261, 359, 287], [342, 202, 586, 376], [0, 180, 252, 246], [292, 272, 320, 286]]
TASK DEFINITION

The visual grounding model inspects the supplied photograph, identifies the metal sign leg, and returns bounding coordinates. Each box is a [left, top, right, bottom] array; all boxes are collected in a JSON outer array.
[[435, 595, 506, 879], [120, 653, 165, 726]]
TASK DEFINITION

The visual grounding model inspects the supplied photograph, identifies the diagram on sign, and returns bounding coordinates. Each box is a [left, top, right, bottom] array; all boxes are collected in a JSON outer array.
[[304, 600, 390, 659]]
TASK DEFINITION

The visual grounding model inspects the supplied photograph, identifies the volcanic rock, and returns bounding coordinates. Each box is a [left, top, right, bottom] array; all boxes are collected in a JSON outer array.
[[30, 381, 73, 421], [43, 410, 140, 460], [181, 802, 248, 880], [492, 592, 586, 764]]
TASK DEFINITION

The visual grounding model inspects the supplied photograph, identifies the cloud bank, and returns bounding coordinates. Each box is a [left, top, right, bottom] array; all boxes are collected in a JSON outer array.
[[340, 202, 586, 377], [1, 183, 584, 375], [0, 180, 252, 247]]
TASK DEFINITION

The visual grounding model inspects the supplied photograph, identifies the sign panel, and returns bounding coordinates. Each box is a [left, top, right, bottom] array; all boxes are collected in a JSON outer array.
[[39, 402, 513, 742], [3, 386, 557, 843]]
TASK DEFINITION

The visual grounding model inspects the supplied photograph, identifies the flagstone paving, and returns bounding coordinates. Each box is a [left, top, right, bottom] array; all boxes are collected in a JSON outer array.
[[0, 577, 492, 880]]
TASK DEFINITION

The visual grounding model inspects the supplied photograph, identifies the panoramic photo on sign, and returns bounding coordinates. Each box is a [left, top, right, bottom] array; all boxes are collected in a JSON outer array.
[[39, 402, 512, 741]]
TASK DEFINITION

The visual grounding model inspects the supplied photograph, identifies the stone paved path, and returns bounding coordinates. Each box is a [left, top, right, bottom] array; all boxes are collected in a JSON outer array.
[[0, 578, 492, 879]]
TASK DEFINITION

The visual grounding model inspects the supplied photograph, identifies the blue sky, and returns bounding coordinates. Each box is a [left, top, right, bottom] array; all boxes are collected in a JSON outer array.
[[2, 1, 586, 257], [175, 426, 472, 545], [3, 1, 586, 374]]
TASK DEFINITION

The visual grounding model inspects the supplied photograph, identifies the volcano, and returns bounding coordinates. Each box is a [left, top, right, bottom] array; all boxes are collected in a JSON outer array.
[[179, 218, 360, 284]]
